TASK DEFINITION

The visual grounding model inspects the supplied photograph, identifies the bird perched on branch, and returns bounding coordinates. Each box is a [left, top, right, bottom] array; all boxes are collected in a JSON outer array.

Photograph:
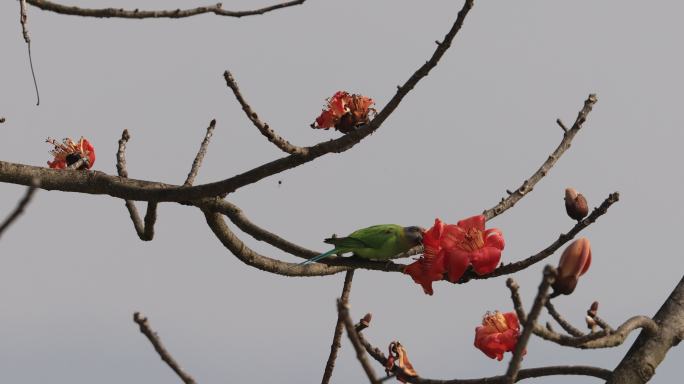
[[300, 225, 424, 265]]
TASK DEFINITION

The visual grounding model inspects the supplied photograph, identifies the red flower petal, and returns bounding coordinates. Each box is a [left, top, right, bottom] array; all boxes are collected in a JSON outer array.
[[469, 247, 501, 275], [484, 228, 505, 250], [456, 214, 486, 232], [443, 247, 469, 282]]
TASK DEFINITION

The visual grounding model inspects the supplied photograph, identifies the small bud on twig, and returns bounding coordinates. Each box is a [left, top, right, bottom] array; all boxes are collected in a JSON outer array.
[[565, 187, 589, 221]]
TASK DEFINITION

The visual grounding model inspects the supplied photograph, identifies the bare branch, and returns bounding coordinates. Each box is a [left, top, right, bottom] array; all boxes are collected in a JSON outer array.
[[117, 130, 158, 241], [545, 300, 585, 337], [26, 0, 306, 19], [20, 0, 40, 105], [0, 0, 476, 203], [224, 71, 306, 156], [203, 209, 346, 276], [505, 266, 556, 384], [461, 192, 619, 282], [609, 276, 684, 383], [321, 271, 355, 384], [132, 312, 196, 384], [184, 119, 217, 186], [355, 319, 611, 383], [483, 94, 598, 221], [0, 184, 38, 241], [338, 300, 379, 384]]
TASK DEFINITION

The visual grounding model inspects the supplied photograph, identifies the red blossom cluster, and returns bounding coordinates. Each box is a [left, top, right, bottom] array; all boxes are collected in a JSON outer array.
[[474, 311, 522, 360], [312, 91, 375, 133], [404, 215, 505, 295], [46, 137, 96, 170]]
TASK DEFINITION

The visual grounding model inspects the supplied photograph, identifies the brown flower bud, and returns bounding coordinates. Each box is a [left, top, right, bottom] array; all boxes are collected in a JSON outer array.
[[552, 237, 592, 295], [565, 188, 589, 221]]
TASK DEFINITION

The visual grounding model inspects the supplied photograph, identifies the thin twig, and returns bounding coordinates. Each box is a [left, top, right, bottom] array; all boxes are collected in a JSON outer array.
[[26, 0, 306, 18], [20, 0, 40, 105], [224, 72, 306, 155], [483, 94, 598, 221], [133, 312, 196, 384], [321, 270, 355, 384], [545, 300, 585, 337], [117, 130, 158, 241], [505, 266, 556, 384], [0, 184, 38, 240], [184, 119, 216, 186], [338, 300, 379, 384]]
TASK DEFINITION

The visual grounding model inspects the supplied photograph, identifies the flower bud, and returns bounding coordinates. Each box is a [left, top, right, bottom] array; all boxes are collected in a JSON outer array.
[[565, 188, 589, 221], [553, 237, 592, 295]]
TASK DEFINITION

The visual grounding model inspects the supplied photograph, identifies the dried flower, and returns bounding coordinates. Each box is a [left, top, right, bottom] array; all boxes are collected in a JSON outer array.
[[553, 237, 592, 295], [565, 188, 589, 221], [312, 91, 376, 133], [386, 341, 417, 382], [474, 311, 521, 361], [46, 137, 95, 170]]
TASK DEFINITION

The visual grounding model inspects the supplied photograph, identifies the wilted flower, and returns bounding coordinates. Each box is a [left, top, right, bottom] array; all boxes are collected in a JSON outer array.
[[442, 215, 505, 279], [46, 137, 96, 170], [312, 91, 375, 133], [553, 237, 592, 295], [385, 341, 418, 382], [474, 311, 521, 361], [564, 187, 589, 221]]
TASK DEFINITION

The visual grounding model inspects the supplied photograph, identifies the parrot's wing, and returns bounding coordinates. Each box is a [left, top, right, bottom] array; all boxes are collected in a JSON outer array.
[[324, 236, 369, 249], [346, 225, 401, 249]]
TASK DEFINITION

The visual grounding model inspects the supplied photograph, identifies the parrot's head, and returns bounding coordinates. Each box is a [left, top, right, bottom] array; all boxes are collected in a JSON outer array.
[[403, 226, 425, 245]]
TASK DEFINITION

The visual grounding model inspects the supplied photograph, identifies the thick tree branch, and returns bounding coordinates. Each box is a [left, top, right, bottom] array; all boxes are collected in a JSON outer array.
[[116, 130, 157, 241], [184, 120, 216, 186], [321, 270, 355, 384], [203, 210, 347, 276], [483, 94, 598, 221], [607, 276, 684, 384], [26, 0, 306, 19], [0, 0, 475, 203], [133, 312, 196, 384], [0, 184, 37, 241], [224, 71, 306, 156]]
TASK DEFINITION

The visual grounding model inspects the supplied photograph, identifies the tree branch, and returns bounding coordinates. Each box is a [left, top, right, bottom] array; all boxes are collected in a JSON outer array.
[[483, 94, 598, 221], [0, 183, 38, 241], [338, 299, 379, 384], [203, 209, 347, 276], [184, 119, 216, 186], [117, 130, 157, 241], [321, 270, 355, 384], [26, 0, 306, 19], [224, 71, 306, 156], [505, 266, 556, 383], [133, 312, 196, 384], [0, 0, 475, 203], [545, 300, 585, 337]]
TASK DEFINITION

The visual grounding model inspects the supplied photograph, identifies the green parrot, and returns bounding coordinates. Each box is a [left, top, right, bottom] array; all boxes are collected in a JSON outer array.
[[300, 224, 424, 265]]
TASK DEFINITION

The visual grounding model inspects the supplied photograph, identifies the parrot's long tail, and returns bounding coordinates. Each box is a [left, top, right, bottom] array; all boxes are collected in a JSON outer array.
[[299, 249, 338, 265]]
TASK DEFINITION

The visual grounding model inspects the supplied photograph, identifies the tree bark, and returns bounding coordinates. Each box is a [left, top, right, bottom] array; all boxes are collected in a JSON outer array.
[[607, 276, 683, 383]]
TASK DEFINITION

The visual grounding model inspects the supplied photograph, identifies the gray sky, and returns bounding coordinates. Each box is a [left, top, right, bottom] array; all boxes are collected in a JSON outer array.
[[1, 1, 682, 383]]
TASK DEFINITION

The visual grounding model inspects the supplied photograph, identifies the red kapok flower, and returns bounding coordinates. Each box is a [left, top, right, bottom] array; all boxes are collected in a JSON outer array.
[[474, 311, 521, 361], [441, 215, 505, 280], [404, 219, 446, 295], [312, 91, 376, 133], [553, 237, 592, 295], [46, 137, 96, 170]]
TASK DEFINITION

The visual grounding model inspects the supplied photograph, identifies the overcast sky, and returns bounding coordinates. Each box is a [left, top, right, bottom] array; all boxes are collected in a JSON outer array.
[[1, 1, 682, 383]]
